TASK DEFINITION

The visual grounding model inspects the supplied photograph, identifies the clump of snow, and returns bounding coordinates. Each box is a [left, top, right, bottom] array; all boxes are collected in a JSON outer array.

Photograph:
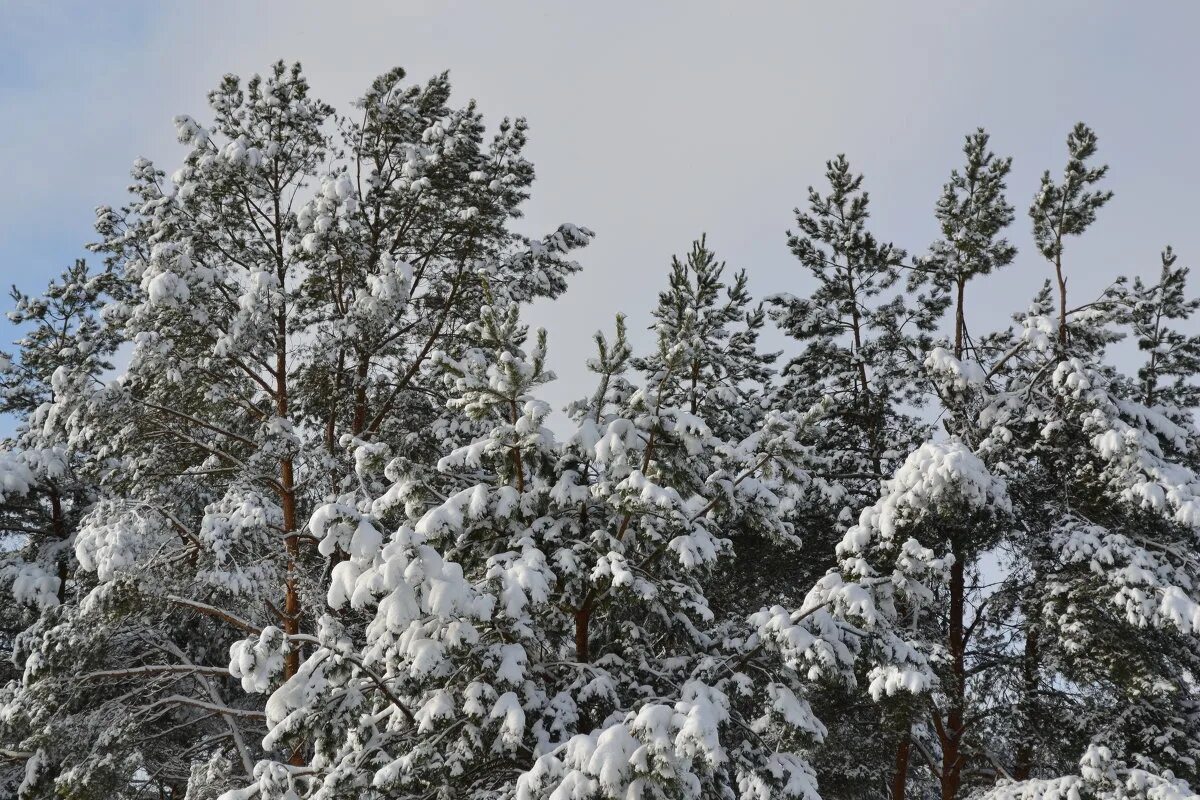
[[228, 626, 287, 694], [924, 346, 987, 391]]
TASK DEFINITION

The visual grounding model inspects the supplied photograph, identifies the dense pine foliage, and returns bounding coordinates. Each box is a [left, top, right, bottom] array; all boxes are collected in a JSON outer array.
[[3, 63, 1200, 800]]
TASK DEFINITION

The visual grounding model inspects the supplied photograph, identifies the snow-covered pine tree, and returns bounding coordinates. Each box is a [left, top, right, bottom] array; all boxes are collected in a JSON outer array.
[[633, 235, 775, 444], [976, 291, 1200, 796], [0, 62, 589, 799], [0, 260, 120, 613], [965, 126, 1200, 797], [1127, 246, 1200, 421], [1029, 123, 1114, 354], [791, 125, 1200, 800], [770, 155, 935, 488], [767, 154, 952, 799], [225, 282, 856, 798], [916, 129, 1016, 367], [5, 62, 1200, 800], [628, 236, 810, 623], [768, 154, 945, 598], [891, 129, 1017, 799], [798, 130, 1019, 800], [0, 260, 125, 798]]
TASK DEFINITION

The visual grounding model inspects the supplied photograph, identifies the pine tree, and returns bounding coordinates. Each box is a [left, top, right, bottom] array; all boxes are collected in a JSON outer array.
[[630, 236, 815, 625], [910, 128, 1017, 799], [232, 293, 840, 798], [1128, 246, 1200, 417], [917, 128, 1016, 366], [1029, 123, 1114, 352], [5, 64, 1200, 800], [771, 154, 937, 475], [0, 260, 119, 611], [793, 125, 1200, 800], [0, 261, 122, 798], [1, 62, 590, 798], [634, 235, 776, 444], [970, 126, 1200, 797], [768, 154, 942, 572], [770, 154, 954, 799]]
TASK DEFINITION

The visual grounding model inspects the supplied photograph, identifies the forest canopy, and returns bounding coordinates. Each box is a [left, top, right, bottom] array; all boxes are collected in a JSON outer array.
[[2, 61, 1200, 800]]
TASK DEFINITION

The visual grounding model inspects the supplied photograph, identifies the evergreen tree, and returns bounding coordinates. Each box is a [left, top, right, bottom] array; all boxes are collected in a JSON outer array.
[[1128, 246, 1200, 416], [234, 295, 840, 798], [916, 128, 1016, 365], [0, 260, 119, 613], [770, 155, 934, 486], [0, 261, 121, 797], [973, 126, 1200, 797], [0, 62, 589, 798], [793, 125, 1200, 800], [630, 236, 814, 625], [873, 128, 1018, 800], [634, 235, 776, 444], [770, 154, 949, 799], [1029, 122, 1114, 351]]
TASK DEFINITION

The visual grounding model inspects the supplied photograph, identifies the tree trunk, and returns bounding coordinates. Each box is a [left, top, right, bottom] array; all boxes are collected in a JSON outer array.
[[351, 353, 369, 435], [954, 277, 966, 360], [1054, 249, 1068, 350], [574, 606, 590, 663], [940, 555, 967, 800], [272, 220, 305, 764], [845, 266, 880, 475], [1014, 625, 1040, 780], [280, 457, 300, 679], [890, 725, 911, 800], [49, 484, 69, 603]]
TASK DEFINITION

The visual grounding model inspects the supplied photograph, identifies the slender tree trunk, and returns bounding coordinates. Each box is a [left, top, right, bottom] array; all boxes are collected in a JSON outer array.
[[275, 296, 300, 683], [845, 267, 879, 475], [271, 186, 305, 767], [49, 484, 69, 603], [954, 277, 966, 360], [1142, 308, 1163, 406], [1014, 625, 1040, 780], [351, 353, 369, 435], [279, 399, 301, 691], [891, 725, 912, 800], [689, 358, 700, 415], [508, 400, 526, 493], [573, 603, 594, 736], [941, 555, 967, 800], [574, 607, 591, 663], [1054, 248, 1068, 349]]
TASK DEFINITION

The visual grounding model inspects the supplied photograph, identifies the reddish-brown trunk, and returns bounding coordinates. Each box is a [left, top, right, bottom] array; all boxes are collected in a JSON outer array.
[[891, 727, 911, 800], [940, 556, 967, 800], [280, 457, 301, 671], [280, 455, 304, 773], [574, 606, 591, 663], [269, 186, 305, 767]]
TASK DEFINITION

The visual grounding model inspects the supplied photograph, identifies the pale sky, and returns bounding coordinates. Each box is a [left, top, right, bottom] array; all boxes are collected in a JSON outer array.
[[3, 1, 1199, 428]]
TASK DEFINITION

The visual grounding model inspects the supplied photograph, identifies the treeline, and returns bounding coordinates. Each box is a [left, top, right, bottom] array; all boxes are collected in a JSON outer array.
[[2, 62, 1199, 800]]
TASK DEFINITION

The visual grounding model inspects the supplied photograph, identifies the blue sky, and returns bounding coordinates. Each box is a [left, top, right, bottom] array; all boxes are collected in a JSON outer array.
[[3, 1, 1199, 432]]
